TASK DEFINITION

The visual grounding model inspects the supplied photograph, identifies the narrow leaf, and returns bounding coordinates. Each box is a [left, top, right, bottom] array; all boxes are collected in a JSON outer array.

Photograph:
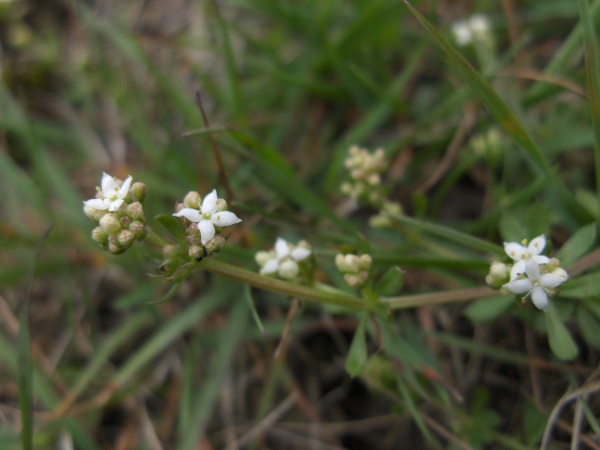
[[374, 267, 405, 297], [243, 284, 266, 336], [464, 295, 515, 323], [345, 314, 369, 377], [555, 222, 597, 268], [546, 301, 578, 360]]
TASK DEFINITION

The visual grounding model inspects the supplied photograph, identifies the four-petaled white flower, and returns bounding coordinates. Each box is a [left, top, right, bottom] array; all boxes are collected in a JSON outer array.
[[260, 238, 311, 279], [173, 189, 241, 245], [503, 260, 568, 312], [504, 235, 550, 280], [84, 172, 133, 212]]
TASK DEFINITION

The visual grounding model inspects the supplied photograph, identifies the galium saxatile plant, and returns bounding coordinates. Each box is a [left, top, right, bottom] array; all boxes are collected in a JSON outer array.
[[255, 238, 314, 284], [335, 253, 372, 290], [485, 235, 569, 311], [83, 172, 148, 255]]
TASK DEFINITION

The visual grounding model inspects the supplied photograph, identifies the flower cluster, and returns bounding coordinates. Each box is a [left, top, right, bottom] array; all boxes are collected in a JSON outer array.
[[486, 235, 569, 311], [335, 253, 372, 290], [341, 145, 387, 207], [255, 238, 313, 283], [451, 14, 494, 47], [83, 172, 148, 255], [173, 189, 242, 258]]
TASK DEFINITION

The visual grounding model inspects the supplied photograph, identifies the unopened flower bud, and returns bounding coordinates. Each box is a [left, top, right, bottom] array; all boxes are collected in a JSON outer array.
[[92, 226, 108, 244], [335, 254, 345, 271], [359, 254, 372, 271], [279, 260, 300, 280], [551, 267, 569, 282], [127, 202, 145, 221], [344, 254, 360, 273], [204, 235, 226, 255], [130, 182, 147, 202], [215, 198, 228, 212], [100, 213, 122, 236], [189, 244, 205, 260], [120, 216, 131, 229], [486, 261, 510, 289], [108, 236, 126, 255], [84, 205, 107, 222], [129, 220, 147, 240], [183, 191, 201, 209], [162, 244, 180, 260], [118, 229, 135, 248], [256, 251, 274, 268]]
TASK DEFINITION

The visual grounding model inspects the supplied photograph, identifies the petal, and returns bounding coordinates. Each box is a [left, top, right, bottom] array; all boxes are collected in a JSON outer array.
[[212, 211, 242, 227], [504, 242, 525, 261], [173, 208, 202, 222], [260, 259, 280, 274], [274, 238, 290, 259], [83, 199, 109, 210], [100, 172, 119, 194], [108, 198, 124, 212], [199, 219, 216, 244], [503, 279, 532, 294], [118, 175, 133, 197], [532, 255, 550, 265], [530, 287, 549, 311], [524, 259, 540, 280], [201, 189, 218, 214], [540, 273, 568, 289], [291, 247, 311, 261], [528, 235, 546, 256], [510, 261, 526, 280]]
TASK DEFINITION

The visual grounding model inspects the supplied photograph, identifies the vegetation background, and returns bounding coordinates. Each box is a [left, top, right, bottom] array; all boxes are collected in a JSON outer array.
[[1, 0, 599, 449]]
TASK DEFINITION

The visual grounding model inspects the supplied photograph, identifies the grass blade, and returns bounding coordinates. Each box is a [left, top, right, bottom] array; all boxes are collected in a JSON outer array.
[[403, 1, 549, 174]]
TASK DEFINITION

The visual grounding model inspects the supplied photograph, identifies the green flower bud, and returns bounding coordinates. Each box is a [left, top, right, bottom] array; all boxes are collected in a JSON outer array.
[[118, 229, 135, 249], [162, 244, 180, 260], [279, 260, 299, 280], [129, 220, 147, 240], [183, 191, 201, 208], [335, 253, 345, 271], [92, 226, 108, 244], [358, 254, 372, 271], [127, 202, 145, 221], [204, 235, 226, 255], [189, 244, 205, 260], [84, 205, 107, 222], [108, 236, 126, 255], [99, 213, 122, 236], [129, 182, 147, 202], [215, 198, 228, 212]]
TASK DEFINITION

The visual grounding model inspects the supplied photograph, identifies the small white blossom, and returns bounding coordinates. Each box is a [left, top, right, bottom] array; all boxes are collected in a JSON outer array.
[[451, 14, 492, 47], [173, 189, 241, 245], [84, 172, 133, 212], [258, 238, 311, 280], [504, 235, 550, 280], [503, 260, 568, 311]]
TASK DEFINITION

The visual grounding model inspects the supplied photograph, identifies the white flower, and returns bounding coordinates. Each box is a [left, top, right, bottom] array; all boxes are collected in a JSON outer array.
[[504, 235, 550, 280], [84, 172, 133, 212], [173, 189, 241, 244], [451, 14, 491, 47], [503, 260, 568, 311], [259, 238, 311, 279]]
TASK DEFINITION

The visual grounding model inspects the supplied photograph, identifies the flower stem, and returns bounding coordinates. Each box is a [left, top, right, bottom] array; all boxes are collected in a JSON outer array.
[[197, 258, 374, 311], [381, 286, 497, 309]]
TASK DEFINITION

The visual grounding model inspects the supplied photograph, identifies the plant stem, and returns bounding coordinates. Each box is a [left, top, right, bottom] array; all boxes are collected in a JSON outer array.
[[197, 258, 374, 311], [381, 286, 497, 309]]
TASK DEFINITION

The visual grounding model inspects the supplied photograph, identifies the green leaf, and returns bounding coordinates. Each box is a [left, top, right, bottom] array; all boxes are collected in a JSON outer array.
[[577, 306, 600, 347], [243, 284, 266, 336], [155, 214, 187, 242], [546, 301, 578, 360], [555, 222, 597, 268], [560, 271, 600, 298], [463, 295, 515, 323], [374, 266, 404, 297], [345, 313, 369, 377]]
